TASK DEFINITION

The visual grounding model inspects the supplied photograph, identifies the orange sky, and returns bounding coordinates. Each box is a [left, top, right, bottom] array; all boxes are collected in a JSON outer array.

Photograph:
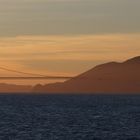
[[0, 0, 140, 85], [0, 34, 140, 85]]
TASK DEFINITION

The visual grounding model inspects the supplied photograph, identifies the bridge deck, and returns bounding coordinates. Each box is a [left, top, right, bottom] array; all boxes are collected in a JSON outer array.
[[0, 77, 73, 80]]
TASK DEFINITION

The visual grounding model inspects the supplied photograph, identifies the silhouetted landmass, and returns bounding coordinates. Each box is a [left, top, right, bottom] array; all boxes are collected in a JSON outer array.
[[33, 56, 140, 94], [0, 83, 32, 93]]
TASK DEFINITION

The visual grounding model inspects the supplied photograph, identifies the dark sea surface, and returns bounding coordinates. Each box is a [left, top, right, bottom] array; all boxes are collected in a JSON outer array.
[[0, 94, 140, 140]]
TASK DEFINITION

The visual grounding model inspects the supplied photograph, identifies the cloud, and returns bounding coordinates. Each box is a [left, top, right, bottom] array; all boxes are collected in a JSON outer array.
[[0, 0, 140, 36], [0, 33, 139, 86], [0, 34, 140, 74]]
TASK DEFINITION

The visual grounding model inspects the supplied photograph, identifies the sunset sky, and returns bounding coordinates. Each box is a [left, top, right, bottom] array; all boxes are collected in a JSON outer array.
[[0, 0, 140, 85]]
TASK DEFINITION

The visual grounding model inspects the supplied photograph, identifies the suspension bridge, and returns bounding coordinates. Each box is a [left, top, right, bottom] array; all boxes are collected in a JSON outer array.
[[0, 66, 73, 80]]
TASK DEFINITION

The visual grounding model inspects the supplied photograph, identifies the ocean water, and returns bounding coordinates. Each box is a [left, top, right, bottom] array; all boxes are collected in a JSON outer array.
[[0, 94, 140, 140]]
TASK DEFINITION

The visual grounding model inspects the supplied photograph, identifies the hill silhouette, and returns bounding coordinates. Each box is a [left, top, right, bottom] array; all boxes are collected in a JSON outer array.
[[33, 56, 140, 94], [0, 83, 32, 93]]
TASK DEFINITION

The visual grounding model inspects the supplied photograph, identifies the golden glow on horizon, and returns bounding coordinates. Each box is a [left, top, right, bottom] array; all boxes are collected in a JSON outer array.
[[0, 34, 140, 85]]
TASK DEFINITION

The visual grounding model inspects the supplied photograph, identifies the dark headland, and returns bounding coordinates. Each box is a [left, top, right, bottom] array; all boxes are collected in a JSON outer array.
[[0, 56, 140, 94], [33, 56, 140, 94], [0, 83, 32, 93]]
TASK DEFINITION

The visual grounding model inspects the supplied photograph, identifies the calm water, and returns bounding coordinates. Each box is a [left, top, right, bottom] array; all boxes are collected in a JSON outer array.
[[0, 94, 140, 140]]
